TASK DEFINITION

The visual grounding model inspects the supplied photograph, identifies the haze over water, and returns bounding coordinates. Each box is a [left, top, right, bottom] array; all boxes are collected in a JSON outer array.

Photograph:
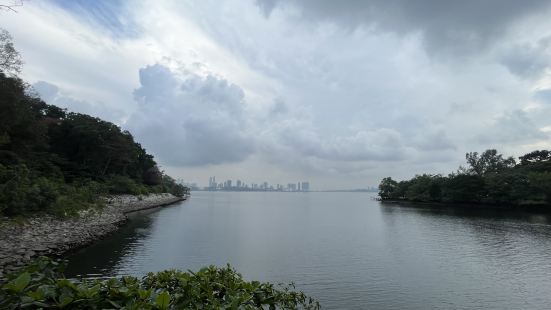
[[67, 192, 551, 309]]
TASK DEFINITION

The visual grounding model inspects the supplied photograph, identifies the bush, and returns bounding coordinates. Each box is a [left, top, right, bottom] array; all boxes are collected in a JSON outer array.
[[105, 175, 145, 195], [0, 164, 63, 215], [0, 257, 320, 309]]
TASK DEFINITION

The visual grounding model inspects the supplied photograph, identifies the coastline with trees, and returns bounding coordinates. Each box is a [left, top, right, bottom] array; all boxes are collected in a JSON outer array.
[[0, 27, 189, 276], [379, 149, 551, 209]]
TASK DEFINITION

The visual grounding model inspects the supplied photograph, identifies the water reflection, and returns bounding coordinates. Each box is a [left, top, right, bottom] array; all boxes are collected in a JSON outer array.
[[66, 208, 161, 277], [65, 192, 551, 309]]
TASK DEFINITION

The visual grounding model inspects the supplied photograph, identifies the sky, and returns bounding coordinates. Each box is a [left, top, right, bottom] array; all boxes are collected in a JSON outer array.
[[3, 0, 551, 189]]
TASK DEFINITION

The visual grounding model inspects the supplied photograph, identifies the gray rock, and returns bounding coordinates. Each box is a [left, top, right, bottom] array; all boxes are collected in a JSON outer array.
[[0, 193, 186, 281]]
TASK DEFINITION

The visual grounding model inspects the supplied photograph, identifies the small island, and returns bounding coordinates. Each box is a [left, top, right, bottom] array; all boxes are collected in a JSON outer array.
[[378, 149, 551, 208]]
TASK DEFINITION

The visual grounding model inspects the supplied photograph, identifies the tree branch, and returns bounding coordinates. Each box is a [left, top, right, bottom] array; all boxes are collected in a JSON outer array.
[[0, 1, 24, 13]]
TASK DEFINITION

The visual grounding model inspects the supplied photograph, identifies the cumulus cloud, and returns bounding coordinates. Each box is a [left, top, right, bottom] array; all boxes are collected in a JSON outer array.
[[126, 64, 420, 169], [126, 64, 254, 166]]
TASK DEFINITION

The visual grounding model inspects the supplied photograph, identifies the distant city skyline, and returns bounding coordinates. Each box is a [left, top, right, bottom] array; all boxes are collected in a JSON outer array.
[[205, 176, 310, 192], [177, 177, 378, 192]]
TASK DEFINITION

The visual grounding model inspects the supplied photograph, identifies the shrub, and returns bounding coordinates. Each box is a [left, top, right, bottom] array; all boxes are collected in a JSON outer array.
[[105, 175, 144, 195], [0, 164, 63, 215], [0, 257, 320, 309]]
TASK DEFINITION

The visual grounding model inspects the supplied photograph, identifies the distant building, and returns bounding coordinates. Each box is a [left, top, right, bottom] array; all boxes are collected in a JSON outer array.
[[301, 182, 310, 191], [208, 176, 217, 190]]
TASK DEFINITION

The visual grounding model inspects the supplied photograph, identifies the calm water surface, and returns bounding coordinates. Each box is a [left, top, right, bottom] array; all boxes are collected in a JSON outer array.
[[66, 191, 551, 309]]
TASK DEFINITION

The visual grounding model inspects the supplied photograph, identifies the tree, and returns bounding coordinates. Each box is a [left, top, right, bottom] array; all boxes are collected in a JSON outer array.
[[143, 166, 162, 185], [464, 149, 516, 176], [406, 174, 443, 202], [528, 172, 551, 203], [378, 177, 398, 200], [519, 150, 551, 164], [0, 1, 24, 13], [442, 174, 485, 203], [0, 28, 23, 76]]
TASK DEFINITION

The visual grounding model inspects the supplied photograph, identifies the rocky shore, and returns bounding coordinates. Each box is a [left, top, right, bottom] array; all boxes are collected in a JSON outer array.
[[0, 193, 185, 279]]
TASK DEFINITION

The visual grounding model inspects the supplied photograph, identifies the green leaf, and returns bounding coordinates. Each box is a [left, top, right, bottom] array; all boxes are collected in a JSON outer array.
[[155, 291, 170, 310], [138, 289, 151, 300], [108, 300, 121, 309], [58, 296, 73, 308], [10, 272, 31, 292]]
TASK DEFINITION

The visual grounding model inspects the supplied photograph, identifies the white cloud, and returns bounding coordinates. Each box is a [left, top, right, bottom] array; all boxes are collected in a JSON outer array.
[[125, 64, 255, 166]]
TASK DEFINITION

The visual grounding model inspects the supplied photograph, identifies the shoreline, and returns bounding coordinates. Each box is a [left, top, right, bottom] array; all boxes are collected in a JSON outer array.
[[0, 193, 187, 279], [379, 199, 551, 213]]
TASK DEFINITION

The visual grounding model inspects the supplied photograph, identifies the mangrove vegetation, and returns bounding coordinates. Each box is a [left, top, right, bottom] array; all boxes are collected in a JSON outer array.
[[379, 149, 551, 207]]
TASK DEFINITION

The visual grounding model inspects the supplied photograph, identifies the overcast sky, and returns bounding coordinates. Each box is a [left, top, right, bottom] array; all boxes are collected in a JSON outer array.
[[4, 0, 551, 189]]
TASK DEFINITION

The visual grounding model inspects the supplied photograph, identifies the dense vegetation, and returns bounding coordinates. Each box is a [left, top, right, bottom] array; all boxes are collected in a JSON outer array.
[[0, 258, 319, 309], [0, 30, 187, 216], [379, 149, 551, 207]]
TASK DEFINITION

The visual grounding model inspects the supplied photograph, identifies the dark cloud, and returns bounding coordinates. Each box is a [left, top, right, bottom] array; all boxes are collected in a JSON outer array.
[[256, 0, 551, 57], [500, 37, 551, 79], [126, 64, 254, 166]]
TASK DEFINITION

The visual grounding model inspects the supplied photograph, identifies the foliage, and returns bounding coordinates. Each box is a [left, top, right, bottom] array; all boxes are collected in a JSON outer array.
[[0, 163, 105, 216], [379, 149, 551, 207], [0, 257, 320, 309], [378, 177, 399, 200], [0, 28, 23, 76], [463, 149, 516, 176]]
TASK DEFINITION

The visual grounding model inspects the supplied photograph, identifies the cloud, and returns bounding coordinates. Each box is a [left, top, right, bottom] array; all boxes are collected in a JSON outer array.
[[534, 89, 551, 104], [8, 0, 551, 188], [50, 0, 141, 38], [411, 129, 456, 151], [126, 64, 254, 166], [478, 110, 548, 144], [256, 0, 551, 57], [32, 80, 125, 123], [500, 37, 551, 79]]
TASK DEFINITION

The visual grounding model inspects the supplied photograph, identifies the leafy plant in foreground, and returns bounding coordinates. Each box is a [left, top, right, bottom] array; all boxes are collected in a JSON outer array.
[[0, 257, 320, 309]]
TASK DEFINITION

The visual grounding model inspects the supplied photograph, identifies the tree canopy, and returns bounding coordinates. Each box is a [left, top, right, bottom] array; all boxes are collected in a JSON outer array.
[[379, 149, 551, 207], [0, 28, 22, 76]]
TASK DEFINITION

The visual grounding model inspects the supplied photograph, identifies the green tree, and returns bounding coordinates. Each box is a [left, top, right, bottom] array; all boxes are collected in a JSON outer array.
[[527, 172, 551, 204], [378, 177, 398, 200], [406, 174, 443, 202], [464, 149, 516, 176]]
